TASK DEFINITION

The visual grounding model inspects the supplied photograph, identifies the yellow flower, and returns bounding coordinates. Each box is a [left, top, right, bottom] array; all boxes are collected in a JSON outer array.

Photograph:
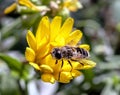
[[63, 0, 83, 12], [4, 0, 40, 14], [25, 16, 96, 83]]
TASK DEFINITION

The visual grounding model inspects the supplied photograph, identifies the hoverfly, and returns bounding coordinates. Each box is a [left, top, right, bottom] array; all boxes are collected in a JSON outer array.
[[51, 45, 90, 67]]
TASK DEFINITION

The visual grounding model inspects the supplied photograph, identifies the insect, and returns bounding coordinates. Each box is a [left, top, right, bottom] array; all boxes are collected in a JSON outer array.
[[51, 45, 90, 67]]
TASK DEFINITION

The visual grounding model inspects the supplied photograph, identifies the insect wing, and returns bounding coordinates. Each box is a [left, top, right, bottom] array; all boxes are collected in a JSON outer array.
[[79, 59, 96, 69]]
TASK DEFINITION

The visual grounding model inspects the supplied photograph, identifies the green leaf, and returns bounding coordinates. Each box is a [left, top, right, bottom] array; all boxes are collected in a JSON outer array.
[[0, 53, 22, 72], [98, 55, 120, 70], [1, 18, 22, 39], [0, 74, 21, 95], [0, 53, 29, 79]]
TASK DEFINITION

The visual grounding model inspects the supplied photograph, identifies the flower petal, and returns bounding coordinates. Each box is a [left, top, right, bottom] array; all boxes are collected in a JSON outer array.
[[64, 0, 83, 11], [4, 3, 17, 14], [51, 36, 65, 47], [78, 59, 96, 69], [66, 30, 83, 45], [61, 60, 72, 71], [25, 47, 35, 62], [50, 16, 62, 41], [79, 44, 90, 51], [37, 44, 50, 58], [59, 17, 74, 39], [39, 54, 56, 68], [40, 65, 53, 73], [18, 0, 40, 11], [59, 72, 73, 83], [71, 61, 82, 70], [29, 62, 41, 70], [71, 70, 82, 77], [41, 73, 55, 84], [36, 16, 50, 48], [26, 30, 37, 51]]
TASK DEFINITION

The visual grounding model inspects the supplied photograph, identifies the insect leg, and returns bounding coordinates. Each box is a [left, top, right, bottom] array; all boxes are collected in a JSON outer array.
[[71, 59, 84, 66], [58, 72, 61, 81], [61, 59, 64, 68], [79, 62, 84, 66], [55, 60, 58, 64], [71, 59, 77, 61], [68, 60, 74, 78], [58, 60, 64, 81], [68, 60, 73, 69]]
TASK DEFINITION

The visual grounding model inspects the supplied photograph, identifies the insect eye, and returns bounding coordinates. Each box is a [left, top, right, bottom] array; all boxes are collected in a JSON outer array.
[[55, 52, 62, 59], [51, 48, 62, 59], [52, 51, 56, 54]]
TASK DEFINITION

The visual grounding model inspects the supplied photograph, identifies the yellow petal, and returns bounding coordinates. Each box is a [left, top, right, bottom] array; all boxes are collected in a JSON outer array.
[[52, 60, 63, 73], [71, 61, 83, 70], [64, 0, 82, 11], [79, 44, 90, 51], [37, 37, 48, 51], [36, 16, 50, 48], [61, 60, 72, 72], [37, 44, 50, 59], [29, 62, 41, 70], [25, 47, 35, 62], [78, 59, 96, 69], [59, 72, 73, 83], [41, 73, 55, 84], [59, 17, 74, 39], [50, 16, 62, 41], [39, 54, 56, 68], [71, 70, 82, 77], [18, 0, 40, 11], [66, 30, 83, 45], [51, 36, 65, 47], [26, 30, 37, 51], [40, 65, 53, 73], [4, 3, 17, 14]]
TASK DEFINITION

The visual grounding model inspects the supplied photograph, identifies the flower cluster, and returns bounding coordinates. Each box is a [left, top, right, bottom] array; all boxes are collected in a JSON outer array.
[[63, 0, 83, 12], [4, 0, 47, 14], [25, 16, 96, 83], [4, 0, 82, 16]]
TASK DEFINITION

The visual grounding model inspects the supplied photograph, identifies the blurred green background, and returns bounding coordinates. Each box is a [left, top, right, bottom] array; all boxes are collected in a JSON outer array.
[[0, 0, 120, 95]]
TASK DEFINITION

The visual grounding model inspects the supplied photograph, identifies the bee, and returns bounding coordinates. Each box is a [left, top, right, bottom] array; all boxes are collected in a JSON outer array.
[[51, 45, 90, 67]]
